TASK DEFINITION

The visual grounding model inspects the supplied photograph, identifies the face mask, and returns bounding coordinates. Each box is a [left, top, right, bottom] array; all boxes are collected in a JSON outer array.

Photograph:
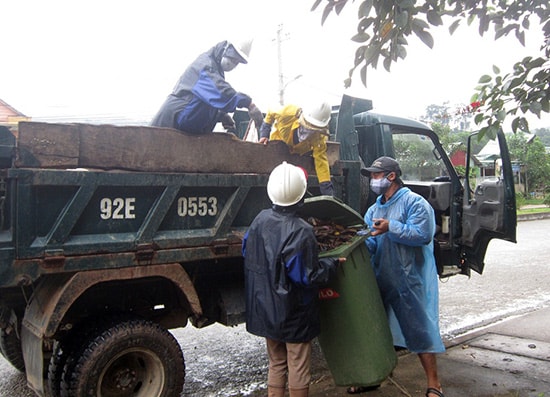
[[297, 126, 318, 142], [220, 56, 238, 72], [370, 176, 392, 195]]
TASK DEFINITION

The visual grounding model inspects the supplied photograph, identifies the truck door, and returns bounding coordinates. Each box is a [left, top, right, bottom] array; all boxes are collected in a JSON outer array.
[[353, 112, 516, 277], [459, 129, 517, 274]]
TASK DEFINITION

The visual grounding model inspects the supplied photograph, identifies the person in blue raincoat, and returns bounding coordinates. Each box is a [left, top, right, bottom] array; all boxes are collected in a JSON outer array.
[[151, 40, 263, 134], [355, 156, 445, 397], [242, 161, 344, 397]]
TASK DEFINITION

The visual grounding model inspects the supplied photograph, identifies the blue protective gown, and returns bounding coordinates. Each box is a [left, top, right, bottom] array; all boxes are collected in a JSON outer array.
[[364, 187, 445, 353], [151, 41, 252, 133]]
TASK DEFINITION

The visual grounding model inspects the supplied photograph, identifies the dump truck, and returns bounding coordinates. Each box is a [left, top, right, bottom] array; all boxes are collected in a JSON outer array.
[[0, 94, 516, 396]]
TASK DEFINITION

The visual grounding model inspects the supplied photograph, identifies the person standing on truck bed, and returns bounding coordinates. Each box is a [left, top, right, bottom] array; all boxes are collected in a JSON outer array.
[[258, 101, 334, 196], [351, 156, 445, 397], [242, 161, 344, 397], [151, 40, 264, 134]]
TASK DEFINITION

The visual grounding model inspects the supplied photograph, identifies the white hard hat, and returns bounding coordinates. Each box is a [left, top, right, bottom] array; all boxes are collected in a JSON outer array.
[[231, 39, 253, 64], [302, 101, 331, 128], [267, 161, 307, 206]]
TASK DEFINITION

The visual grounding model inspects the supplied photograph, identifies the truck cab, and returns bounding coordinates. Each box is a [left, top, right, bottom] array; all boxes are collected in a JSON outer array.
[[332, 95, 516, 277]]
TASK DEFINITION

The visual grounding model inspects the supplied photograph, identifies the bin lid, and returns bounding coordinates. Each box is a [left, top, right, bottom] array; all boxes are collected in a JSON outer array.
[[299, 196, 365, 227]]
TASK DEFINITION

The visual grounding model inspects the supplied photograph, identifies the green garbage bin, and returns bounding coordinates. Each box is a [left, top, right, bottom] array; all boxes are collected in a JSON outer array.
[[299, 196, 397, 387]]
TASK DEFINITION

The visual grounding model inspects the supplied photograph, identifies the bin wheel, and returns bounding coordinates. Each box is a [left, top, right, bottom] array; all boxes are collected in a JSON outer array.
[[60, 318, 185, 397], [0, 327, 25, 372]]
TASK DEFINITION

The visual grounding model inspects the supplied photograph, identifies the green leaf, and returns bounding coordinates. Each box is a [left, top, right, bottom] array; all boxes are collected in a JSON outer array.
[[335, 0, 346, 15], [358, 0, 373, 18], [529, 101, 542, 116], [449, 20, 460, 35], [411, 18, 429, 31], [363, 45, 379, 66], [394, 9, 409, 28], [426, 10, 443, 26], [527, 57, 546, 68], [344, 77, 352, 88], [496, 109, 507, 121], [396, 44, 407, 59], [511, 117, 520, 133], [321, 3, 333, 25], [416, 29, 434, 49], [515, 29, 525, 46], [383, 56, 392, 72], [486, 124, 499, 140], [492, 65, 501, 74], [518, 117, 529, 133], [357, 17, 374, 32], [474, 113, 485, 125], [495, 24, 515, 39], [360, 64, 368, 86], [478, 75, 492, 84], [396, 0, 415, 8], [311, 0, 323, 11], [351, 32, 371, 42]]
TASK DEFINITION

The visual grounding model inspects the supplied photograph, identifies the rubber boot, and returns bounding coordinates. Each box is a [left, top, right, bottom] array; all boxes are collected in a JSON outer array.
[[289, 387, 309, 397], [268, 385, 286, 397]]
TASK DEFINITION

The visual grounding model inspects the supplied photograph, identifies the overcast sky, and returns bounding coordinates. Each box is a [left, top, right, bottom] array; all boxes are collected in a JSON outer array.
[[1, 0, 548, 129]]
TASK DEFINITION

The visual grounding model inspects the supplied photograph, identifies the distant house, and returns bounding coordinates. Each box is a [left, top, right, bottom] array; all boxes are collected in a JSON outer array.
[[0, 98, 31, 130], [475, 133, 535, 193], [448, 143, 482, 177]]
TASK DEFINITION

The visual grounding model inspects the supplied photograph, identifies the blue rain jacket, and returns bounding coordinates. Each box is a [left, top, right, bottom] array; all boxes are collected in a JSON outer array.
[[151, 41, 252, 133], [242, 206, 337, 343], [364, 187, 445, 353]]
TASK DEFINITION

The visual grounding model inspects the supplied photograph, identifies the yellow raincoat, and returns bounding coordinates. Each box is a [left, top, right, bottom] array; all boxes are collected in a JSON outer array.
[[263, 105, 331, 183]]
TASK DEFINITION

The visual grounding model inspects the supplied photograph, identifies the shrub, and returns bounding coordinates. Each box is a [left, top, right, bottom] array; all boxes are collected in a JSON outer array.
[[515, 193, 526, 209]]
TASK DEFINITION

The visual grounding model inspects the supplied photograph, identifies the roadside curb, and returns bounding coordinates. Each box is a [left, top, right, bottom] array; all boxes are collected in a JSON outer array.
[[517, 211, 550, 221]]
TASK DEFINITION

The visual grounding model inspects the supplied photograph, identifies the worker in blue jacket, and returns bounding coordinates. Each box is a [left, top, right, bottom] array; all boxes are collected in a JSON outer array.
[[242, 161, 344, 397], [356, 156, 445, 397], [151, 40, 263, 134]]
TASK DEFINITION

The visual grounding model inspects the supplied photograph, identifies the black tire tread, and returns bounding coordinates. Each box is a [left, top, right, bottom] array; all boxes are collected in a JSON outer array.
[[61, 318, 185, 397], [0, 328, 25, 372]]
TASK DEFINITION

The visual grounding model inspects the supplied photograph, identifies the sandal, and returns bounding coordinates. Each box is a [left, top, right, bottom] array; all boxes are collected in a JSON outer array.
[[426, 387, 444, 397], [346, 385, 380, 394]]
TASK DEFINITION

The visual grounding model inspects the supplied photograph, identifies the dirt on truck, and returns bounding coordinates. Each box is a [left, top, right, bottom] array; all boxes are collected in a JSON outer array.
[[0, 94, 516, 397]]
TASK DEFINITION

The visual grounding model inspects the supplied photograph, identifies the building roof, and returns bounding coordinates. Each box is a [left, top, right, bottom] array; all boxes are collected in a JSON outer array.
[[0, 98, 27, 121]]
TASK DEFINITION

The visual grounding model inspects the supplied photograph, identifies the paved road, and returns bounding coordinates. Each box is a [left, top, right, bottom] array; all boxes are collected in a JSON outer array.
[[1, 219, 549, 396]]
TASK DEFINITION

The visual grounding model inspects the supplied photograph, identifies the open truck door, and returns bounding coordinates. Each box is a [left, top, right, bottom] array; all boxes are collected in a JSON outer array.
[[459, 129, 517, 274], [350, 107, 516, 278]]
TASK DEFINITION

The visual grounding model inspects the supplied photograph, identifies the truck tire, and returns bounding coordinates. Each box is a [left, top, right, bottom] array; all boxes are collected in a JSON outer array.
[[0, 328, 25, 372], [60, 318, 185, 397], [48, 320, 105, 396]]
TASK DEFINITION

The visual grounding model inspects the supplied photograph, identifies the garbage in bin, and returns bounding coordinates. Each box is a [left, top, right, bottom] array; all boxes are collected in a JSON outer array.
[[299, 196, 397, 387]]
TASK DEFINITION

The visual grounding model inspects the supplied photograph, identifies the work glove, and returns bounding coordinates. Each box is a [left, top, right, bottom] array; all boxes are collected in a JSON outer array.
[[220, 113, 237, 134], [248, 103, 264, 130], [319, 181, 334, 196]]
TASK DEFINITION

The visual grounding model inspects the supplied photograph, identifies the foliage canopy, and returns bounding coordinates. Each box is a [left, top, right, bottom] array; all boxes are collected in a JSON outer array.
[[312, 0, 550, 138]]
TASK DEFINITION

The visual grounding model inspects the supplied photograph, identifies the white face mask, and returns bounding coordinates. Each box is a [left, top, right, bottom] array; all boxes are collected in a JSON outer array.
[[370, 176, 392, 195], [220, 56, 239, 72]]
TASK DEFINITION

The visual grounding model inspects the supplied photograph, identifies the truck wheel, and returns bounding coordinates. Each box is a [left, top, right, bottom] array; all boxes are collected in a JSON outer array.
[[48, 321, 103, 396], [61, 318, 185, 397], [48, 339, 76, 396], [0, 328, 25, 372]]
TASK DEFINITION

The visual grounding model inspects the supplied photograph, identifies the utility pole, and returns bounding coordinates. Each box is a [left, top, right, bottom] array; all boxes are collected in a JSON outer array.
[[277, 24, 285, 106], [276, 24, 302, 106]]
